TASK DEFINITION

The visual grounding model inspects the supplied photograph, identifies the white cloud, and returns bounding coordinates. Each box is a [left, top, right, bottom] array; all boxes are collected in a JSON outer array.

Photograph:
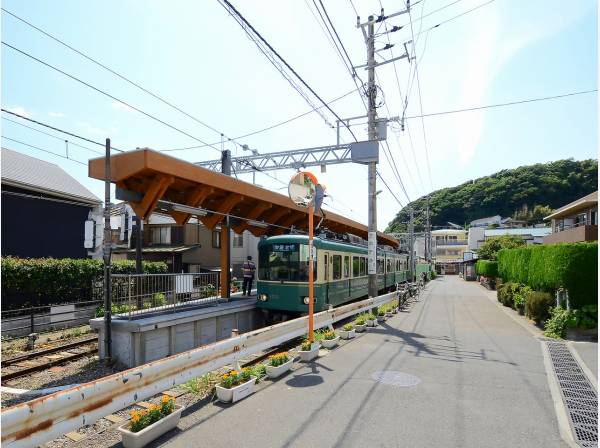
[[111, 101, 136, 113], [48, 112, 65, 118], [5, 106, 33, 118]]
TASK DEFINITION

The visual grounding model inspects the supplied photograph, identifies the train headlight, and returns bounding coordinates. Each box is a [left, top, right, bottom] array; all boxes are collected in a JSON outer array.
[[259, 294, 268, 302], [303, 296, 310, 305]]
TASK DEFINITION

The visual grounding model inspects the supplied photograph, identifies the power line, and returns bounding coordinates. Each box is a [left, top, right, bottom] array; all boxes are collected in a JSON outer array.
[[2, 136, 87, 165], [418, 0, 497, 35], [1, 108, 123, 152], [376, 170, 404, 207], [2, 116, 104, 155], [218, 0, 358, 142], [2, 41, 223, 153], [403, 89, 598, 119], [163, 87, 360, 152], [383, 140, 411, 203], [1, 7, 243, 150]]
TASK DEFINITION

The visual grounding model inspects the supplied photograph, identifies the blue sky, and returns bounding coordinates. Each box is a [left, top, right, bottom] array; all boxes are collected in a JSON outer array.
[[1, 0, 597, 230]]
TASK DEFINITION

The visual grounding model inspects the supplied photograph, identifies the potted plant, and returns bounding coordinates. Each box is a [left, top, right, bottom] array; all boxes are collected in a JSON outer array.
[[391, 300, 398, 314], [339, 323, 355, 339], [215, 368, 257, 403], [384, 306, 393, 318], [118, 395, 183, 448], [298, 339, 320, 362], [377, 309, 386, 323], [266, 352, 293, 379], [354, 316, 367, 332], [365, 313, 377, 327], [321, 330, 339, 349]]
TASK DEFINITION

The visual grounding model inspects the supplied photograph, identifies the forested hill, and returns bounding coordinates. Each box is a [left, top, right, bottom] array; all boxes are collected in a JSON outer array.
[[386, 159, 598, 233]]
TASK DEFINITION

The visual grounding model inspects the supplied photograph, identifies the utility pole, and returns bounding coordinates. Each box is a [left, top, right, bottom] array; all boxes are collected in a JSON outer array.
[[366, 15, 378, 299], [409, 207, 414, 281], [220, 149, 232, 299], [103, 138, 112, 362], [425, 196, 431, 262]]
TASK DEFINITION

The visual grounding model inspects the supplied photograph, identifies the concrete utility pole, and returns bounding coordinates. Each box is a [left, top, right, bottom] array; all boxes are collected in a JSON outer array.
[[220, 149, 232, 299], [425, 197, 431, 262], [409, 207, 415, 281], [103, 138, 112, 362], [367, 15, 378, 299]]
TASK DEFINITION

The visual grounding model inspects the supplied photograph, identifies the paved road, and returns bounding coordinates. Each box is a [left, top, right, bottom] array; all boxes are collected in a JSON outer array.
[[163, 276, 566, 448]]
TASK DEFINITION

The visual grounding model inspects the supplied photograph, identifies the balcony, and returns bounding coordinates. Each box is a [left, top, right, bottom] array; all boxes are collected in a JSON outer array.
[[544, 225, 597, 244], [435, 239, 468, 246]]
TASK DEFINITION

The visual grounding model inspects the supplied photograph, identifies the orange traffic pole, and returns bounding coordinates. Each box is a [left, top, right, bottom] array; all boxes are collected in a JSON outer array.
[[308, 203, 314, 343]]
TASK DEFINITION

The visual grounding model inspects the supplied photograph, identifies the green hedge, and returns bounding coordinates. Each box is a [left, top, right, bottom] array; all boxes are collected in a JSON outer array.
[[475, 260, 498, 277], [1, 257, 168, 301], [498, 242, 597, 308]]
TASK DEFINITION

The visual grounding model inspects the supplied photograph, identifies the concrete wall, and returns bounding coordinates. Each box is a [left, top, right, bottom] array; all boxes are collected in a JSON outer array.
[[91, 298, 262, 367]]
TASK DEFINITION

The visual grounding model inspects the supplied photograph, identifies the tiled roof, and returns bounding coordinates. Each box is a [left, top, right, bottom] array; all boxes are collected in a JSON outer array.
[[1, 147, 100, 204]]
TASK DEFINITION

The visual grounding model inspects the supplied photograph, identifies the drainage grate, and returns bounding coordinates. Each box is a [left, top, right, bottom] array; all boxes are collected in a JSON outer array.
[[546, 341, 598, 448]]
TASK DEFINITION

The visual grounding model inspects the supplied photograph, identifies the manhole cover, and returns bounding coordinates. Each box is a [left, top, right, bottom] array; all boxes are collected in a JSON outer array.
[[371, 371, 421, 387]]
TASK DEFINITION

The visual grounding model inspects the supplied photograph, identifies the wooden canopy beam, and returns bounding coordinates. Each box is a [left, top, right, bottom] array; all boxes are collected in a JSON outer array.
[[232, 202, 272, 234], [130, 174, 174, 219], [201, 194, 244, 229], [169, 185, 215, 225]]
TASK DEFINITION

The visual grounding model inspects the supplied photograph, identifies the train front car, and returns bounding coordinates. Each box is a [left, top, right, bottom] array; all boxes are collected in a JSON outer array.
[[256, 235, 322, 322]]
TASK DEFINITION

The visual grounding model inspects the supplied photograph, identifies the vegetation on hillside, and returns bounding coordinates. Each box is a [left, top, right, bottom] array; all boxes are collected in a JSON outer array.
[[386, 158, 597, 233]]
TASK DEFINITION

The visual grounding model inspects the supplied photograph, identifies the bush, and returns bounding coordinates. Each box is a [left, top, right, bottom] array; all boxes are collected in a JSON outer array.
[[567, 304, 598, 330], [475, 260, 498, 277], [498, 242, 597, 308], [525, 290, 554, 324], [513, 285, 532, 313], [430, 271, 437, 279], [544, 306, 570, 339], [496, 282, 514, 307]]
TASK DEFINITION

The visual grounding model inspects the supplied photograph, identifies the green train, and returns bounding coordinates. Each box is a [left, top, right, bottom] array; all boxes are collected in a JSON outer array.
[[256, 234, 411, 321]]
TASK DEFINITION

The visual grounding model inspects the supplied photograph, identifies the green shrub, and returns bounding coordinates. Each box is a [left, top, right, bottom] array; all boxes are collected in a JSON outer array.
[[525, 290, 554, 324], [430, 271, 437, 279], [475, 260, 498, 277], [497, 242, 597, 308], [513, 285, 531, 312], [497, 282, 516, 307], [567, 304, 598, 330], [544, 306, 570, 339]]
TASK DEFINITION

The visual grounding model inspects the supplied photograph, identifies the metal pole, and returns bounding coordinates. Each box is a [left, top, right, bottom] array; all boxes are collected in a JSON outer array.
[[367, 15, 378, 300], [134, 216, 142, 274], [308, 203, 314, 342], [103, 138, 112, 362]]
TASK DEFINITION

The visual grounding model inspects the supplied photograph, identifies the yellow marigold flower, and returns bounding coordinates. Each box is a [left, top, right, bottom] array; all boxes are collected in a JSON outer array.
[[162, 395, 171, 404], [230, 370, 238, 376], [131, 415, 140, 423]]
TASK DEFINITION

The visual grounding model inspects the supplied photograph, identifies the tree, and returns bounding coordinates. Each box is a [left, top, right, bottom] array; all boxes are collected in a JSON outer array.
[[477, 235, 526, 261]]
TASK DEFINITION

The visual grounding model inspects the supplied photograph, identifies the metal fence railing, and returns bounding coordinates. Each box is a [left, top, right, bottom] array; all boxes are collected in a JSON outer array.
[[93, 273, 221, 319]]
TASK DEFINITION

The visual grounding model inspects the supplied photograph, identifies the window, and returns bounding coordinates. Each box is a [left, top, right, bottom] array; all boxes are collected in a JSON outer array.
[[151, 226, 171, 245], [332, 255, 342, 280], [212, 230, 221, 248], [232, 233, 244, 248], [258, 243, 315, 281], [360, 257, 366, 276], [353, 256, 360, 277], [377, 258, 384, 274], [386, 259, 392, 273], [592, 210, 598, 225], [343, 256, 350, 278]]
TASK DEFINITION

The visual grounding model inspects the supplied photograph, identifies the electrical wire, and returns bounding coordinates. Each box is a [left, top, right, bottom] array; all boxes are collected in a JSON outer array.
[[1, 108, 123, 152], [402, 89, 598, 119], [218, 0, 358, 142], [383, 140, 411, 203], [1, 7, 243, 150], [2, 41, 222, 153], [376, 170, 404, 207], [2, 136, 87, 165], [2, 116, 103, 155]]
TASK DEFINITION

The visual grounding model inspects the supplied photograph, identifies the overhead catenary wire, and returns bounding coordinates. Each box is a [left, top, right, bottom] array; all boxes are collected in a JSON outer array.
[[2, 136, 87, 166], [376, 170, 404, 208], [1, 108, 123, 152], [2, 41, 223, 154], [1, 7, 243, 150], [217, 0, 358, 142]]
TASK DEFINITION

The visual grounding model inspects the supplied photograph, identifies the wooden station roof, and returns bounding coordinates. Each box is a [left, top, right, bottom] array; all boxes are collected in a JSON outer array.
[[88, 148, 398, 247]]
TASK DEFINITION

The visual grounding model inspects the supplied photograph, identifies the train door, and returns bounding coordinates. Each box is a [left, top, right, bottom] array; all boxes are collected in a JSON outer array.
[[323, 252, 330, 305]]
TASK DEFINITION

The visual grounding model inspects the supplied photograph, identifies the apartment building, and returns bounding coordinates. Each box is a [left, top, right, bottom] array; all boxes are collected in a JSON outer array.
[[544, 191, 598, 244]]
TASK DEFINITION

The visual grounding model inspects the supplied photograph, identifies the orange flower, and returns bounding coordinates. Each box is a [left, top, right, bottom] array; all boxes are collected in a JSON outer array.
[[162, 395, 171, 404]]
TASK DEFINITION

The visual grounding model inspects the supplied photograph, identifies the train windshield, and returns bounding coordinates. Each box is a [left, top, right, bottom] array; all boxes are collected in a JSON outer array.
[[258, 243, 315, 282]]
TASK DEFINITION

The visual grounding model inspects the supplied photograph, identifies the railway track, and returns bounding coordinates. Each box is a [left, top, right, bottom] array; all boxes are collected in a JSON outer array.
[[1, 336, 98, 382]]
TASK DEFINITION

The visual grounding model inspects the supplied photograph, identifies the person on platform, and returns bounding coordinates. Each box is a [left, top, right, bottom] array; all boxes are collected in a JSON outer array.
[[242, 255, 256, 296]]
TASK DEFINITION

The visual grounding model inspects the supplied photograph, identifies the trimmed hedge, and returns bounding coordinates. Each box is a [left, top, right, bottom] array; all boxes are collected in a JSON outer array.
[[1, 257, 168, 305], [525, 290, 554, 324], [498, 242, 597, 308], [475, 260, 498, 277]]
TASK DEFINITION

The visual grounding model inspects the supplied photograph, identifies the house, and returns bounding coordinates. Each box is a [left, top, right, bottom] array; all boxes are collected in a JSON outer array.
[[469, 215, 502, 228], [543, 191, 598, 244], [432, 228, 468, 274], [110, 205, 260, 275], [1, 148, 101, 258], [468, 226, 552, 252]]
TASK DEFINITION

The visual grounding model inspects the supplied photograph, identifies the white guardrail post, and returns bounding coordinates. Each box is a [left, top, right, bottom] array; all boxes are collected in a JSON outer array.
[[1, 291, 397, 447]]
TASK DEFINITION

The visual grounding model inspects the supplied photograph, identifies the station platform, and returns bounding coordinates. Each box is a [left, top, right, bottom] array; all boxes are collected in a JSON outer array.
[[160, 276, 568, 448]]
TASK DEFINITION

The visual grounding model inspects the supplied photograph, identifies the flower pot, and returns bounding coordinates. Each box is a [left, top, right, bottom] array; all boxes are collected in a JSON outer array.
[[215, 376, 257, 403], [355, 323, 366, 332], [266, 358, 293, 379], [366, 319, 376, 327], [391, 308, 398, 314], [321, 336, 340, 349], [118, 404, 184, 448], [385, 312, 393, 318], [339, 329, 355, 340], [377, 316, 386, 323], [299, 342, 320, 362]]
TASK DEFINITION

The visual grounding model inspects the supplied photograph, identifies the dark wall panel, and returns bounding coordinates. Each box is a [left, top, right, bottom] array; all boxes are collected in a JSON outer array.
[[1, 192, 92, 259]]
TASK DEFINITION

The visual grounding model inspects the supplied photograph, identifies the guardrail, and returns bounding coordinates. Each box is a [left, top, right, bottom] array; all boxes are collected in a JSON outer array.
[[1, 290, 399, 448]]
